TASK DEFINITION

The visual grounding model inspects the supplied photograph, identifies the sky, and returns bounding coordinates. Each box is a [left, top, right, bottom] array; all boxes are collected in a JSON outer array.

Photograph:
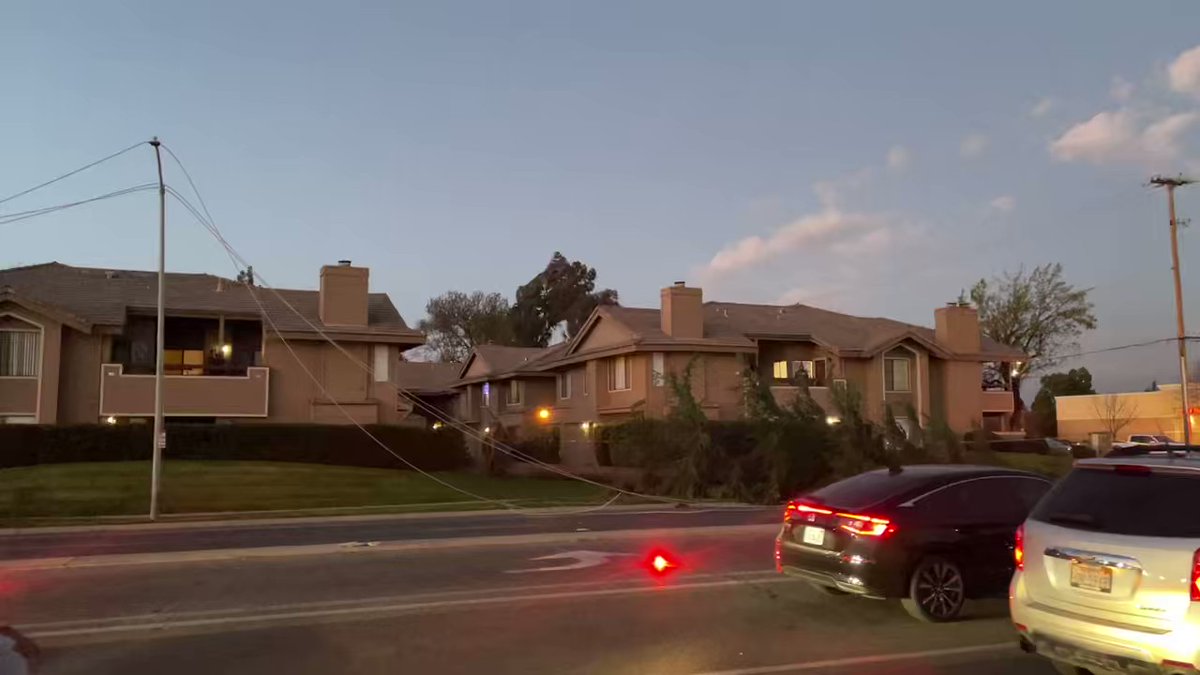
[[3, 1, 1200, 393]]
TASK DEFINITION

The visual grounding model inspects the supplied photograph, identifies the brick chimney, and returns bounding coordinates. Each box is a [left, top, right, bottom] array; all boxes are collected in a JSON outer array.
[[934, 302, 981, 354], [319, 260, 369, 327], [661, 281, 703, 338]]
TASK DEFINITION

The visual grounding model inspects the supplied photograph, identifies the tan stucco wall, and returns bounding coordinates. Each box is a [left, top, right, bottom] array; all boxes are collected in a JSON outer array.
[[59, 328, 104, 423], [260, 336, 388, 424], [0, 378, 37, 416], [575, 317, 634, 353], [318, 265, 369, 327], [100, 364, 269, 417], [940, 359, 983, 431], [1056, 388, 1195, 442]]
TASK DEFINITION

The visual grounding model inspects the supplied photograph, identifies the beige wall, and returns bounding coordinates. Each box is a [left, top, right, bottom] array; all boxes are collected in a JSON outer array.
[[940, 359, 983, 431], [59, 328, 104, 423], [260, 336, 390, 424], [1056, 388, 1195, 442], [574, 318, 634, 353], [318, 264, 368, 327], [100, 364, 269, 417]]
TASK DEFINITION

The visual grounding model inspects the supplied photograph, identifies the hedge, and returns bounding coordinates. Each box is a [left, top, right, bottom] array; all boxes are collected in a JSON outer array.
[[0, 424, 468, 471]]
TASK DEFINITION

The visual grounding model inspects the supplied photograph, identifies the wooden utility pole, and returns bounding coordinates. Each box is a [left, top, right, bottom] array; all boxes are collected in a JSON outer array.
[[149, 137, 166, 519], [1150, 175, 1195, 447]]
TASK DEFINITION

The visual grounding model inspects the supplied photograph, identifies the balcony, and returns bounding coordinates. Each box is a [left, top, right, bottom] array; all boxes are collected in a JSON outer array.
[[99, 364, 269, 418], [981, 389, 1015, 413]]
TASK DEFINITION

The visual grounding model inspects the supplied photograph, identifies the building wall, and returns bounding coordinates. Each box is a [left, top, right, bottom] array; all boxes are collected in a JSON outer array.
[[59, 328, 104, 423], [941, 360, 984, 432], [0, 307, 62, 423], [261, 337, 389, 424], [1056, 388, 1196, 442]]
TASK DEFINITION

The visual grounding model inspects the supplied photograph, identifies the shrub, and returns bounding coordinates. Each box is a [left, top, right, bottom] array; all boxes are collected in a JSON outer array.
[[0, 424, 468, 472], [508, 427, 560, 465]]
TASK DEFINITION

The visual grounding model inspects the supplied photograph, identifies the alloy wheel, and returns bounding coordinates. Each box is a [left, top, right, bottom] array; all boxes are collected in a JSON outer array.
[[914, 560, 964, 619]]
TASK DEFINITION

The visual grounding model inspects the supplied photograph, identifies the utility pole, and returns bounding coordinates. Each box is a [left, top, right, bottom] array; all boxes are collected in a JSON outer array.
[[149, 137, 166, 520], [1150, 175, 1195, 448]]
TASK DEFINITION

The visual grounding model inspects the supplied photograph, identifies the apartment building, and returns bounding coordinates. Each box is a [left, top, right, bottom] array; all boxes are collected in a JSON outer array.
[[0, 261, 424, 425]]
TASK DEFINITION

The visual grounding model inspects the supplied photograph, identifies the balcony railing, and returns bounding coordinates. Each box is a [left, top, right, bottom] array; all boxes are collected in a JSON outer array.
[[981, 389, 1015, 412], [99, 364, 269, 418]]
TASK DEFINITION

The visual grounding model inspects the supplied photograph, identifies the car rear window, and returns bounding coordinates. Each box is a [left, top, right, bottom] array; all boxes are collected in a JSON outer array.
[[807, 470, 931, 510], [1030, 467, 1200, 537]]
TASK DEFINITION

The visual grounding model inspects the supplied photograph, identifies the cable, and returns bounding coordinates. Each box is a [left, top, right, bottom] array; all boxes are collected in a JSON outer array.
[[0, 141, 148, 206], [0, 184, 158, 225], [1043, 336, 1199, 364]]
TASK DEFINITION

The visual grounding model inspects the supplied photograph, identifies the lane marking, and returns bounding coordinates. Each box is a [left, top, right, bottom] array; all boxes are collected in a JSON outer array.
[[504, 550, 636, 573], [23, 575, 799, 640], [686, 642, 1017, 675]]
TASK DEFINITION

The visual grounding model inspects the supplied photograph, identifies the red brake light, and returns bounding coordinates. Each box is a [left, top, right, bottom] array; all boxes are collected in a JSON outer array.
[[784, 501, 832, 521], [835, 511, 894, 537], [1191, 549, 1200, 602], [1014, 523, 1025, 571]]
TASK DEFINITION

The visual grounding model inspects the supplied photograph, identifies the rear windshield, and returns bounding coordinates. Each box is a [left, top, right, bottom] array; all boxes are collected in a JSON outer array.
[[1031, 467, 1200, 537], [807, 470, 928, 510]]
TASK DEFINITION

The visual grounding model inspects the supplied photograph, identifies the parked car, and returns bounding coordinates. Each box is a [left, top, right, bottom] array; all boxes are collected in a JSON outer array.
[[1128, 434, 1177, 445], [1011, 455, 1200, 674], [775, 465, 1052, 622]]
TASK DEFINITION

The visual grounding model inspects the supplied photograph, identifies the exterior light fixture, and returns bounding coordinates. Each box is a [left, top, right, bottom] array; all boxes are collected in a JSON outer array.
[[483, 426, 491, 434], [825, 416, 842, 425], [536, 407, 551, 421], [220, 344, 232, 357], [105, 416, 117, 425]]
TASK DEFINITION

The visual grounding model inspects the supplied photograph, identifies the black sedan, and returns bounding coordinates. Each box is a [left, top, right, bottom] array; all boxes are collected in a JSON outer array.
[[775, 465, 1051, 622]]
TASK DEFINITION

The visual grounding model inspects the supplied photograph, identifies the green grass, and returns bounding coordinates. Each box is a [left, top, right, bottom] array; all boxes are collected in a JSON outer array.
[[964, 451, 1074, 478], [0, 461, 612, 524]]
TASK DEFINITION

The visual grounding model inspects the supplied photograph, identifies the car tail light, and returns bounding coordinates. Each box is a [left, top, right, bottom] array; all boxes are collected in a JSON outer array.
[[1191, 549, 1200, 602], [835, 511, 893, 537], [1014, 523, 1025, 571], [784, 501, 832, 522]]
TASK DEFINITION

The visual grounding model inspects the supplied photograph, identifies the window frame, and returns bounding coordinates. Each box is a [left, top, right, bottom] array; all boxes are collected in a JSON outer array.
[[0, 328, 41, 378], [608, 356, 631, 392], [651, 352, 665, 387], [771, 360, 788, 381], [558, 372, 571, 400], [506, 379, 524, 406], [884, 357, 911, 392]]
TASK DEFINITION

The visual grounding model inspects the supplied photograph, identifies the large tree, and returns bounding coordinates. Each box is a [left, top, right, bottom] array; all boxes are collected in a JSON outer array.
[[1030, 367, 1095, 437], [970, 263, 1097, 422], [417, 291, 516, 362], [510, 252, 619, 347]]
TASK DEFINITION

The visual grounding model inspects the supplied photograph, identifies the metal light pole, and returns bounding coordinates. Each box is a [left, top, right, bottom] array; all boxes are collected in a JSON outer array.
[[1150, 175, 1195, 447], [149, 137, 166, 519]]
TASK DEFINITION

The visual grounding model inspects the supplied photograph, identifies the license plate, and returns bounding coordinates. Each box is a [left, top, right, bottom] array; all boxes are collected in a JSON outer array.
[[802, 526, 825, 546], [1070, 562, 1113, 593]]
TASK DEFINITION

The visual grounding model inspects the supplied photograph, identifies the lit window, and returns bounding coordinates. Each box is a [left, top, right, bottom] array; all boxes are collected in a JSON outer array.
[[0, 330, 39, 377], [772, 361, 788, 380], [651, 352, 665, 387], [372, 344, 389, 383], [507, 380, 523, 406], [558, 373, 571, 399], [608, 356, 631, 391], [482, 382, 491, 406], [885, 358, 911, 392]]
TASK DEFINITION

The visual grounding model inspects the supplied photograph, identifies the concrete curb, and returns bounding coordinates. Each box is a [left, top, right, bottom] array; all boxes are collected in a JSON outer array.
[[1, 502, 770, 537], [0, 523, 781, 571]]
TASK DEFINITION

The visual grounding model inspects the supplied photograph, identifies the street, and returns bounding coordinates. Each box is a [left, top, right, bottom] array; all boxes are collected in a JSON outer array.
[[0, 512, 1052, 674]]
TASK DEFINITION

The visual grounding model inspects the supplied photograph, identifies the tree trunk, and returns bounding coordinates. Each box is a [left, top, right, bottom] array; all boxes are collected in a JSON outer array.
[[1010, 375, 1026, 431]]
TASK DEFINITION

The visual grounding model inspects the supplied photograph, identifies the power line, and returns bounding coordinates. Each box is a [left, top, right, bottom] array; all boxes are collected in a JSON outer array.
[[0, 183, 158, 225], [1043, 336, 1200, 364], [0, 141, 148, 206]]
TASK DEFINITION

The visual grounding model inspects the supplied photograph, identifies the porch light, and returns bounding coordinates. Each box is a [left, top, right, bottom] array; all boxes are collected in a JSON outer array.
[[825, 416, 842, 425], [483, 426, 491, 434], [580, 421, 591, 432], [431, 422, 444, 431], [105, 416, 117, 425], [536, 407, 551, 421], [220, 344, 232, 357]]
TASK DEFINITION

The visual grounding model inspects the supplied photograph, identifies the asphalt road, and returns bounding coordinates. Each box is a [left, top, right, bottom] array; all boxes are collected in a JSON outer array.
[[2, 527, 1054, 674], [0, 506, 778, 561]]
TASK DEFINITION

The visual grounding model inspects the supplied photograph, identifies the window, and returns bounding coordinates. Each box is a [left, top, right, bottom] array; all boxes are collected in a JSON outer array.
[[910, 477, 1050, 525], [461, 387, 472, 415], [506, 380, 523, 406], [0, 330, 40, 377], [1031, 468, 1200, 537], [558, 373, 571, 399], [884, 357, 911, 392], [651, 352, 665, 387], [372, 344, 389, 383], [772, 360, 788, 380], [582, 368, 588, 396], [482, 382, 491, 406], [608, 356, 631, 391], [789, 359, 828, 386]]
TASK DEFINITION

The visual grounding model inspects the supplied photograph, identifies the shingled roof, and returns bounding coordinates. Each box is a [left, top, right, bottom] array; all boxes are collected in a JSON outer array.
[[0, 262, 423, 341]]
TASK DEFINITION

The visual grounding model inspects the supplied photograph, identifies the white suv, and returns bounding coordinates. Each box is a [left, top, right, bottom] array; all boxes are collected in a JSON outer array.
[[1011, 455, 1200, 674]]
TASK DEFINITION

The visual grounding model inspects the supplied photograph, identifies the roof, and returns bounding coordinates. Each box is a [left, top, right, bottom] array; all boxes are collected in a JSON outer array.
[[0, 262, 423, 341], [393, 361, 462, 395], [456, 343, 566, 384]]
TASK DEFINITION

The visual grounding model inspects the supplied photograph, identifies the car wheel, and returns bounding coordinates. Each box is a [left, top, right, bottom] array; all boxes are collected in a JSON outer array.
[[809, 583, 847, 596], [900, 556, 966, 622]]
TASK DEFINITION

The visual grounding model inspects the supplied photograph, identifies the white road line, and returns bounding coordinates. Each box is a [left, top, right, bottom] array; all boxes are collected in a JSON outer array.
[[686, 643, 1017, 675], [23, 575, 799, 640]]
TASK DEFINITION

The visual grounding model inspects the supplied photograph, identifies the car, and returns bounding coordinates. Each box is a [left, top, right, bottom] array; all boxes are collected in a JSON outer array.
[[775, 464, 1052, 622], [1128, 434, 1178, 445], [1011, 453, 1200, 674]]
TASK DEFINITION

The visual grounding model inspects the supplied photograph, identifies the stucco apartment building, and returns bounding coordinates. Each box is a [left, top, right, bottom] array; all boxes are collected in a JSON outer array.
[[454, 282, 1024, 466], [0, 261, 423, 426]]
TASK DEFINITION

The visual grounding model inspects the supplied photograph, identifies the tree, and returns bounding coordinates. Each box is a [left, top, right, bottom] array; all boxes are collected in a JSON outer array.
[[418, 291, 516, 362], [1031, 368, 1095, 437], [1093, 394, 1138, 439], [970, 263, 1097, 424], [510, 252, 618, 347]]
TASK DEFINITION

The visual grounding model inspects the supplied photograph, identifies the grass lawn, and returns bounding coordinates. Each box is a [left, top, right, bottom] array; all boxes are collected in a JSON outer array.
[[0, 461, 613, 523], [965, 451, 1074, 478]]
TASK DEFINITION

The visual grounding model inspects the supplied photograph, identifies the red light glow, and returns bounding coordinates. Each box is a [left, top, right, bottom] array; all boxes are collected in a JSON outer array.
[[1014, 524, 1025, 571], [835, 512, 894, 537], [643, 549, 681, 576], [784, 501, 832, 521], [1191, 549, 1200, 602]]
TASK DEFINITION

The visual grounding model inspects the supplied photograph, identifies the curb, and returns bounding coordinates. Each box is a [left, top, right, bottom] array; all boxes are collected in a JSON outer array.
[[0, 523, 781, 571]]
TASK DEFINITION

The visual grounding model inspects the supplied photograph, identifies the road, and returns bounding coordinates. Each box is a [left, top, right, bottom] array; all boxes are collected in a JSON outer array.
[[0, 514, 1052, 674]]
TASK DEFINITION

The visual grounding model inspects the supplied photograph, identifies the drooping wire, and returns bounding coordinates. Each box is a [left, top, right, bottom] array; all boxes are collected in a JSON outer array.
[[0, 184, 158, 225], [0, 141, 148, 206]]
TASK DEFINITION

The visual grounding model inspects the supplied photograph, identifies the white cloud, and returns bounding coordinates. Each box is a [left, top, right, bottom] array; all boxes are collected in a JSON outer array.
[[960, 133, 989, 158], [1168, 44, 1200, 98], [1050, 108, 1200, 166], [886, 145, 911, 170], [989, 195, 1016, 212], [1030, 98, 1055, 118], [1110, 76, 1136, 102], [702, 207, 888, 277]]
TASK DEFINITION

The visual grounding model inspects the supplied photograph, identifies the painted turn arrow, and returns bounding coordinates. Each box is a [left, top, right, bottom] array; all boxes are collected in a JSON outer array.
[[504, 550, 635, 573]]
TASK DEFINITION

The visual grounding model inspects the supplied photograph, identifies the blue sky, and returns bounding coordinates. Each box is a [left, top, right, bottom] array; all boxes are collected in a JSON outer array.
[[3, 1, 1200, 392]]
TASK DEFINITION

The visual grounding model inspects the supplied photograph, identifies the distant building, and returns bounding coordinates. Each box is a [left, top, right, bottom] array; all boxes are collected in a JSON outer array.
[[1055, 384, 1200, 442]]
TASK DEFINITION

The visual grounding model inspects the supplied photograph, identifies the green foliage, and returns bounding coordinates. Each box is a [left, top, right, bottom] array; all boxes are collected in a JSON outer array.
[[418, 290, 516, 362], [1031, 367, 1095, 437], [0, 424, 469, 472], [510, 252, 619, 346], [662, 358, 718, 498]]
